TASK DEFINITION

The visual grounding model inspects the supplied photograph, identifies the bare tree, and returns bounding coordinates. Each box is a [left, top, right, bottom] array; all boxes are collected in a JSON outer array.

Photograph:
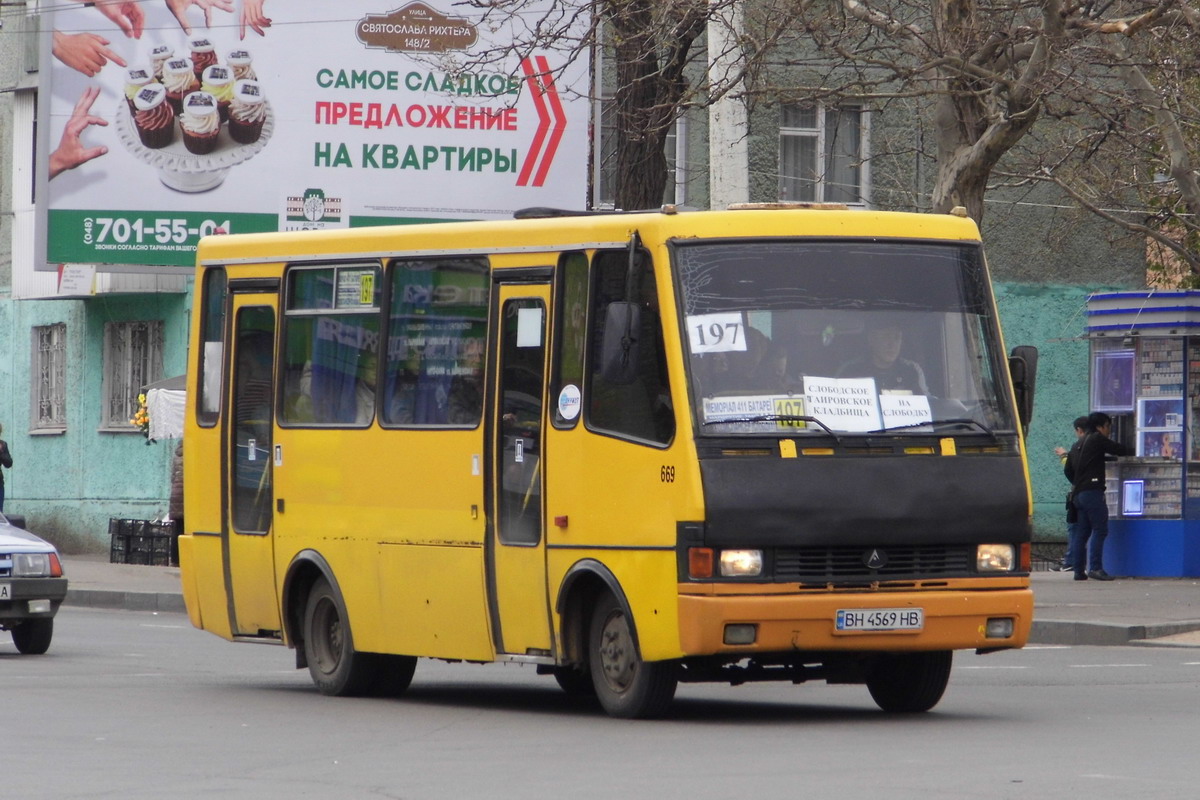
[[753, 0, 1200, 231], [461, 0, 765, 211]]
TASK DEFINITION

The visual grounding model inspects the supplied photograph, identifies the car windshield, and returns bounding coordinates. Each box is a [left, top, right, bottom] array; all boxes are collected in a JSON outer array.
[[673, 238, 1017, 437]]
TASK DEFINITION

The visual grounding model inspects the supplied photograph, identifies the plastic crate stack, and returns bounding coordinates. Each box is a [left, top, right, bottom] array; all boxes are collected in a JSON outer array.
[[109, 518, 178, 566]]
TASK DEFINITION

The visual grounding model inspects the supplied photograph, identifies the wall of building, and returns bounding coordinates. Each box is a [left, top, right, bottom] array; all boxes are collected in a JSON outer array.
[[0, 293, 189, 552]]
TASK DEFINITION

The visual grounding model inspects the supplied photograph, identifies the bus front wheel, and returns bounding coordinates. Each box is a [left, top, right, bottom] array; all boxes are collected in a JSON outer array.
[[865, 650, 952, 713], [588, 594, 677, 718], [303, 578, 378, 697]]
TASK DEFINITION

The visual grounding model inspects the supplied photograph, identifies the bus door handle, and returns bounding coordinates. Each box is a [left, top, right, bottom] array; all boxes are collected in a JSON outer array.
[[276, 498, 285, 513]]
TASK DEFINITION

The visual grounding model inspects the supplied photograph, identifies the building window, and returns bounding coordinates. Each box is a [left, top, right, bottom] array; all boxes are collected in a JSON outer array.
[[102, 321, 164, 430], [32, 324, 67, 431], [779, 104, 866, 204], [595, 98, 687, 208]]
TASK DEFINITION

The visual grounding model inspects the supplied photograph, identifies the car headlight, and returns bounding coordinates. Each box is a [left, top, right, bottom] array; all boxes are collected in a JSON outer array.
[[12, 553, 51, 577], [719, 549, 763, 577], [976, 544, 1015, 572]]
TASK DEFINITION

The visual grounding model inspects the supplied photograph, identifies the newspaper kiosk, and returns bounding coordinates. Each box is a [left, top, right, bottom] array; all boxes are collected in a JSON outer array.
[[1087, 291, 1200, 576]]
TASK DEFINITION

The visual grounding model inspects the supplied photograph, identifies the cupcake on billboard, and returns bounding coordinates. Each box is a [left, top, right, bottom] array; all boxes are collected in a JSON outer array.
[[228, 79, 267, 144], [188, 37, 218, 82], [163, 57, 198, 115], [201, 65, 234, 123], [132, 83, 175, 149], [227, 49, 256, 81], [123, 66, 154, 114], [149, 44, 174, 80], [179, 91, 220, 155]]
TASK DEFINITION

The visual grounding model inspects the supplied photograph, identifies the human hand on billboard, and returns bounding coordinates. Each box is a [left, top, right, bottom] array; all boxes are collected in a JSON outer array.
[[53, 30, 129, 76], [164, 0, 235, 35], [48, 87, 109, 180], [239, 0, 272, 39], [92, 1, 146, 39]]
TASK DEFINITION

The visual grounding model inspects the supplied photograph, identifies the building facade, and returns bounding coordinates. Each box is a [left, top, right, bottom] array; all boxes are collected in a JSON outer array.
[[2, 3, 1145, 551]]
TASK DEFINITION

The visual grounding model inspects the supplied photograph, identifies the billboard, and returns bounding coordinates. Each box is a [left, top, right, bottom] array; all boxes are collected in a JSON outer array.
[[37, 1, 590, 270]]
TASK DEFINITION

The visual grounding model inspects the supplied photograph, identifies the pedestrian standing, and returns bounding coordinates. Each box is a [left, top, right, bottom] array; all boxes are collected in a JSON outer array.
[[1064, 411, 1131, 581], [1051, 416, 1090, 571], [0, 423, 12, 513]]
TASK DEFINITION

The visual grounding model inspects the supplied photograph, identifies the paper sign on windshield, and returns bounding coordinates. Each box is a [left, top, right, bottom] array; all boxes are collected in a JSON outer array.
[[687, 313, 746, 353], [803, 376, 881, 432]]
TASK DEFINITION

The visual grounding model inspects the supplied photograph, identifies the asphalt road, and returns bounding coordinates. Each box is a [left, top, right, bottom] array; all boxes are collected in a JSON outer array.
[[5, 607, 1200, 799]]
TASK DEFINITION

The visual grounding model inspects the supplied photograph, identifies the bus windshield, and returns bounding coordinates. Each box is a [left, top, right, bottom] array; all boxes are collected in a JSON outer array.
[[673, 239, 1017, 437]]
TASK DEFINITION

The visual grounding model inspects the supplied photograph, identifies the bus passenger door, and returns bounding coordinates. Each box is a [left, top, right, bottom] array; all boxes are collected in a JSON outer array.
[[489, 283, 553, 656], [224, 295, 281, 636]]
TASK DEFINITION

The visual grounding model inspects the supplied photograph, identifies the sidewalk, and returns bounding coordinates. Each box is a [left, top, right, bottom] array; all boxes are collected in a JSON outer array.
[[58, 553, 1200, 647], [62, 552, 186, 614]]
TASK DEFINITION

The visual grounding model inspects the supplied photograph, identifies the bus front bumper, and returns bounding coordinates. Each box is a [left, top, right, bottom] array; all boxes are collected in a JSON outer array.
[[677, 585, 1033, 655]]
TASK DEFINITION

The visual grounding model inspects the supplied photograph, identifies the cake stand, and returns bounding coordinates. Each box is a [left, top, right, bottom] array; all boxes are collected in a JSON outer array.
[[115, 100, 275, 193]]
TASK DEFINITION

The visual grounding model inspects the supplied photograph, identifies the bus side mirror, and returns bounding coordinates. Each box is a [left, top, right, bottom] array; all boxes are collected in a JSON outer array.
[[1008, 345, 1038, 436], [600, 302, 642, 385]]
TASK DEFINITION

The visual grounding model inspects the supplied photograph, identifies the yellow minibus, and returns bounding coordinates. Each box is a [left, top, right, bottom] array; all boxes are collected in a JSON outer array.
[[180, 204, 1037, 717]]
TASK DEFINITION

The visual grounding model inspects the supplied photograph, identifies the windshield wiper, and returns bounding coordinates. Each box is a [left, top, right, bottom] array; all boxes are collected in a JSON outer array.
[[870, 418, 997, 438], [702, 414, 843, 444]]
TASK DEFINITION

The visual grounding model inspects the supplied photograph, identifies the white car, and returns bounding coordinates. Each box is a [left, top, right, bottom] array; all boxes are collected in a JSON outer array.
[[0, 513, 68, 654]]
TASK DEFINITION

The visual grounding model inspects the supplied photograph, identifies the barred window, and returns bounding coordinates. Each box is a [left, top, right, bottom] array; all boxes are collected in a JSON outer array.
[[779, 104, 865, 204], [32, 324, 67, 431], [102, 321, 164, 430]]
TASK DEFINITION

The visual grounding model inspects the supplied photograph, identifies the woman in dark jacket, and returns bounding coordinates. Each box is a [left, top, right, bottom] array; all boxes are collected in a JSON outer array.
[[1064, 412, 1131, 581]]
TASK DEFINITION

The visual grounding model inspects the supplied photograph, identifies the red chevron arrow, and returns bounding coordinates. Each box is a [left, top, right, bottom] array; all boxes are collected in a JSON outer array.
[[518, 55, 567, 188]]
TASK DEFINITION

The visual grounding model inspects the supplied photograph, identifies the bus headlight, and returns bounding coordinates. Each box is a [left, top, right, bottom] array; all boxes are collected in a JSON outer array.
[[976, 544, 1015, 572], [719, 549, 763, 577]]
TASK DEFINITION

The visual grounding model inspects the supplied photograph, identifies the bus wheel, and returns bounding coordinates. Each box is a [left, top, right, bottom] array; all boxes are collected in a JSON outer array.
[[865, 650, 953, 713], [552, 665, 595, 697], [588, 594, 677, 718], [11, 618, 53, 655], [372, 654, 418, 697], [303, 578, 377, 697]]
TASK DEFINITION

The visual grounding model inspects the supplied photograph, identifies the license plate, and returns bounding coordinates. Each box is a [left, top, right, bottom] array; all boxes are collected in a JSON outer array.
[[0, 583, 9, 601], [836, 607, 924, 632]]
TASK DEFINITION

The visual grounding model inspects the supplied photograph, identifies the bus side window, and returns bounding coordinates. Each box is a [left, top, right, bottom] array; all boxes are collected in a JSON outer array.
[[280, 264, 381, 427], [197, 267, 227, 426], [552, 251, 588, 428], [586, 250, 674, 445], [383, 257, 489, 427]]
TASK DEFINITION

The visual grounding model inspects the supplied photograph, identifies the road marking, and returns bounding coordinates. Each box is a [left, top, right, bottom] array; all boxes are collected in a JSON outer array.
[[958, 665, 1029, 670], [1024, 645, 1071, 650], [1069, 663, 1149, 668]]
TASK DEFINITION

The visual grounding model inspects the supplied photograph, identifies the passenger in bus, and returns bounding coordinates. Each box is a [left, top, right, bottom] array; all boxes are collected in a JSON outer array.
[[748, 341, 793, 392], [836, 321, 930, 395], [700, 327, 770, 395]]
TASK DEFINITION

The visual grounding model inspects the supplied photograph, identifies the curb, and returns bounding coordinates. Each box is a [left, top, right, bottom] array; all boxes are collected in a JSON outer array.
[[64, 588, 187, 614], [1031, 619, 1200, 647]]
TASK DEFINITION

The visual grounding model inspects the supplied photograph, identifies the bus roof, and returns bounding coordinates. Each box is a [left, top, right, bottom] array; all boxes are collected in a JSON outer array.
[[195, 206, 983, 267]]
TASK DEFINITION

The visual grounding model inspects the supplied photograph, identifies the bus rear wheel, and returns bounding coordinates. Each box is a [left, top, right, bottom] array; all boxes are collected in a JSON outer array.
[[303, 578, 377, 697], [588, 594, 677, 718], [865, 650, 952, 713]]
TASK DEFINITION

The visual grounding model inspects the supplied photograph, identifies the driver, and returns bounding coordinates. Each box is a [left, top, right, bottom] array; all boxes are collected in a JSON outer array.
[[837, 321, 930, 395]]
